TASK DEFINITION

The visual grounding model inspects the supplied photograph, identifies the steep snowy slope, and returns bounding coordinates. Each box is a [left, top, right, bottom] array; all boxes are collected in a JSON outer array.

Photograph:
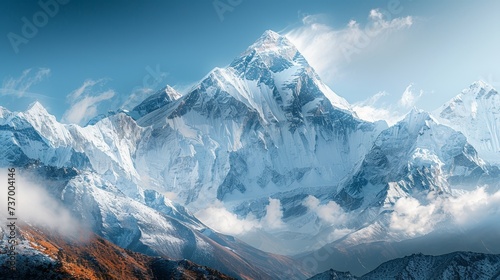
[[0, 103, 146, 199], [318, 109, 498, 251], [26, 165, 310, 279], [337, 108, 490, 213], [0, 102, 82, 168], [0, 102, 311, 279], [294, 109, 500, 276], [133, 30, 385, 210], [435, 81, 500, 164]]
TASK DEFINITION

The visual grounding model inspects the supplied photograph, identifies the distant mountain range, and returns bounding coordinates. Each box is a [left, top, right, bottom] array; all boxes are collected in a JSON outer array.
[[1, 30, 499, 279], [309, 252, 500, 280]]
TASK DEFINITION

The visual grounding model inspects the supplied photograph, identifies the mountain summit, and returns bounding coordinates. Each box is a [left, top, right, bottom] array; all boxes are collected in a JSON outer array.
[[435, 80, 500, 163], [133, 30, 384, 209], [229, 30, 352, 112], [234, 30, 303, 72], [2, 31, 499, 279], [247, 30, 297, 57]]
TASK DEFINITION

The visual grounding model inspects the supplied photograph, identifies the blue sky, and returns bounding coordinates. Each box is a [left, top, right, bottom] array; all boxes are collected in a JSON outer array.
[[1, 0, 499, 125]]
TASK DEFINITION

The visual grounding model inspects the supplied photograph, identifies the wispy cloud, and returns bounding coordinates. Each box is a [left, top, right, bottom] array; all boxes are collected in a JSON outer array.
[[0, 68, 51, 99], [62, 79, 115, 125], [286, 10, 413, 82], [120, 87, 154, 111], [352, 84, 424, 125]]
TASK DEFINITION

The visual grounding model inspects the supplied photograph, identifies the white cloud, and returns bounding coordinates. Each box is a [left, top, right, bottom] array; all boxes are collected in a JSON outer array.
[[444, 187, 500, 227], [389, 187, 500, 237], [62, 79, 115, 125], [261, 198, 285, 229], [67, 79, 100, 101], [361, 90, 388, 106], [399, 84, 423, 108], [195, 201, 258, 235], [0, 68, 51, 98], [352, 84, 424, 125], [303, 195, 349, 226], [353, 105, 395, 124], [195, 198, 285, 235], [390, 196, 440, 236], [0, 169, 86, 240], [286, 9, 413, 82]]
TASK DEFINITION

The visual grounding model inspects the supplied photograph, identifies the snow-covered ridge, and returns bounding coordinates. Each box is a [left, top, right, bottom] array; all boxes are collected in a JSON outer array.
[[308, 252, 500, 280]]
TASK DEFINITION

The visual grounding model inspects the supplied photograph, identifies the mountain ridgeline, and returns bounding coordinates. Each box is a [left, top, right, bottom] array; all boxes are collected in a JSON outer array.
[[1, 30, 499, 279]]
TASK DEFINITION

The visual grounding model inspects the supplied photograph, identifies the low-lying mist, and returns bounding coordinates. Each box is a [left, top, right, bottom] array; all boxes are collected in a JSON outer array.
[[0, 169, 88, 241]]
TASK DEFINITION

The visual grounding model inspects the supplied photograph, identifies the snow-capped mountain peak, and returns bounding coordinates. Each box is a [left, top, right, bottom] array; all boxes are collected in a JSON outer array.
[[400, 107, 439, 136], [26, 101, 49, 115], [434, 81, 500, 164], [439, 81, 498, 119], [164, 85, 182, 100], [339, 103, 489, 212], [23, 101, 60, 127], [402, 107, 431, 125], [20, 101, 73, 147], [129, 85, 182, 119], [246, 30, 298, 60], [467, 80, 497, 96], [226, 30, 352, 114], [231, 30, 307, 76]]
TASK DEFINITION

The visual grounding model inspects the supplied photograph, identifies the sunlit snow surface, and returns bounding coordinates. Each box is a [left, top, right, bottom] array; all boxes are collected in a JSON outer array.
[[0, 31, 500, 278]]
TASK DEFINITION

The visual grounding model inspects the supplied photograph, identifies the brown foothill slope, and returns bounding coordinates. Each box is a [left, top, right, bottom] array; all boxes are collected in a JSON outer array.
[[0, 223, 235, 280]]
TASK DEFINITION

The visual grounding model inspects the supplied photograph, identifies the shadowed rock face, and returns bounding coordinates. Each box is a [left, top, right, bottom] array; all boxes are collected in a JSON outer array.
[[361, 252, 500, 280], [309, 252, 500, 280], [336, 109, 495, 212]]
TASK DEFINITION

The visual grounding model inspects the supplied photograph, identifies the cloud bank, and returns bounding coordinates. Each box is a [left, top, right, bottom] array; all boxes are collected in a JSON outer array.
[[195, 198, 285, 235], [389, 187, 500, 237]]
